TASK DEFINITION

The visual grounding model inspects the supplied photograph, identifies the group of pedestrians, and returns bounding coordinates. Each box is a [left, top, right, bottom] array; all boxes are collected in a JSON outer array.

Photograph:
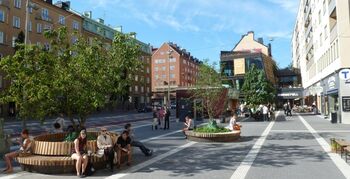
[[260, 104, 275, 121], [152, 106, 171, 130], [283, 102, 292, 116]]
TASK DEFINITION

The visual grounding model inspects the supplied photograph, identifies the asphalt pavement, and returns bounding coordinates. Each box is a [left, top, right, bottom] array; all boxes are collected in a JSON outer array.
[[1, 111, 350, 179]]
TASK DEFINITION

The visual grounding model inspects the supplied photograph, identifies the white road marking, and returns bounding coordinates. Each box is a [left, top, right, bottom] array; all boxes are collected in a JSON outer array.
[[298, 115, 350, 178], [230, 111, 278, 179], [105, 141, 197, 179]]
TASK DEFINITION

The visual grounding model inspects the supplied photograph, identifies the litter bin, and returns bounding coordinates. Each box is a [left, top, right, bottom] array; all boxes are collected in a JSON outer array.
[[331, 112, 337, 124]]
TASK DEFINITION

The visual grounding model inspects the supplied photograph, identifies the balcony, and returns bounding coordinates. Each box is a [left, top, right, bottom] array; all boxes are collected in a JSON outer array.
[[35, 13, 53, 23], [328, 0, 336, 16], [0, 0, 9, 8], [330, 24, 338, 43]]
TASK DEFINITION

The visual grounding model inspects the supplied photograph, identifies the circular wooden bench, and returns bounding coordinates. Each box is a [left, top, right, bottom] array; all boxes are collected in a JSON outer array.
[[185, 130, 241, 142], [17, 132, 118, 174]]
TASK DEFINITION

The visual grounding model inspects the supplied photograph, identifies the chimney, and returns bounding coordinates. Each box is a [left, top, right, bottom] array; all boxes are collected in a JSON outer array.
[[97, 18, 104, 24], [268, 43, 272, 57], [43, 0, 52, 4], [258, 37, 264, 45], [83, 11, 92, 18]]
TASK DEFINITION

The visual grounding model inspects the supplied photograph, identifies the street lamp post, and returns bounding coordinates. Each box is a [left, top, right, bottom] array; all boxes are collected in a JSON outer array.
[[167, 50, 173, 107]]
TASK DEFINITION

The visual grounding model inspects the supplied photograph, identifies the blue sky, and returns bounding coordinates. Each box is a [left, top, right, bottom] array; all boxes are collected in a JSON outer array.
[[68, 0, 299, 68]]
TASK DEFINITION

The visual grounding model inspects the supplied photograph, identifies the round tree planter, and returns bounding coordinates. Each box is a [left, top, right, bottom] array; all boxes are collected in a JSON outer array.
[[185, 130, 241, 142]]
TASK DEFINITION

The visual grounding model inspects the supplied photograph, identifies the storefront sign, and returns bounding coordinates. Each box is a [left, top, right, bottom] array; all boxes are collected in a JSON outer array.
[[342, 96, 350, 112], [339, 69, 350, 80], [278, 93, 300, 97], [328, 76, 336, 90]]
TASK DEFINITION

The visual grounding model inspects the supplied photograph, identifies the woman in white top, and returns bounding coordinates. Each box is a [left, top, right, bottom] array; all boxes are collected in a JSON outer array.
[[3, 129, 31, 174], [227, 113, 238, 131]]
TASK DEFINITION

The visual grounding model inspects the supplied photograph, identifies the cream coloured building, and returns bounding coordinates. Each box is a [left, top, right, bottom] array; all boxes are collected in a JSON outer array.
[[292, 0, 350, 123]]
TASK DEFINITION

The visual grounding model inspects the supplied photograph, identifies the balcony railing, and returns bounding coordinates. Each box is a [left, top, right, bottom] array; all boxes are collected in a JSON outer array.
[[35, 13, 53, 23], [330, 23, 338, 43], [328, 0, 336, 16]]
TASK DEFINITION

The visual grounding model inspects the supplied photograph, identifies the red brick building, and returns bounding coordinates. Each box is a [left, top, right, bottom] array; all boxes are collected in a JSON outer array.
[[151, 42, 201, 105]]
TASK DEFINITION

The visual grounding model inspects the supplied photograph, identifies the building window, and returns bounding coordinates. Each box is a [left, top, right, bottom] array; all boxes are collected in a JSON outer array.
[[73, 20, 79, 30], [146, 77, 150, 84], [0, 31, 4, 44], [323, 0, 326, 15], [37, 23, 42, 33], [147, 87, 150, 93], [44, 43, 50, 50], [155, 75, 159, 79], [169, 58, 176, 62], [59, 15, 65, 25], [41, 8, 49, 21], [320, 33, 323, 47], [170, 65, 175, 70], [44, 24, 52, 31], [134, 86, 138, 92], [324, 25, 328, 39], [318, 10, 321, 24], [162, 66, 166, 71], [13, 16, 20, 28], [141, 86, 144, 93], [155, 67, 159, 71], [170, 74, 175, 78], [0, 10, 4, 22], [129, 86, 132, 92], [14, 0, 21, 8], [183, 59, 186, 64], [29, 6, 33, 13], [12, 36, 16, 47], [162, 74, 166, 79], [28, 21, 32, 32], [146, 67, 150, 73]]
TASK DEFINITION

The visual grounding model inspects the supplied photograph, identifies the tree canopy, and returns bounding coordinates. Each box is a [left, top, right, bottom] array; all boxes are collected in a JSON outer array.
[[0, 27, 142, 128], [192, 60, 227, 120], [241, 65, 276, 108]]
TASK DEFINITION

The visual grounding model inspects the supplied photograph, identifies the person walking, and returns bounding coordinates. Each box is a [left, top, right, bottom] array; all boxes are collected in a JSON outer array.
[[286, 102, 292, 116], [262, 104, 269, 122], [158, 107, 165, 128], [97, 127, 115, 172], [164, 106, 171, 130], [152, 109, 158, 130]]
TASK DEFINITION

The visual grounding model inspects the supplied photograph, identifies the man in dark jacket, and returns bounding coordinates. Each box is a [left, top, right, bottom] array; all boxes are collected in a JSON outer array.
[[164, 106, 171, 130]]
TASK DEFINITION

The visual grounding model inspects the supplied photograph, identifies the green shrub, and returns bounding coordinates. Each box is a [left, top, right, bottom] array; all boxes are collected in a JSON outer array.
[[194, 122, 230, 133]]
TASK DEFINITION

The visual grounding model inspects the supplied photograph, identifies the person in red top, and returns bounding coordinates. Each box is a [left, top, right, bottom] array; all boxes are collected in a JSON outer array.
[[158, 107, 165, 128], [71, 130, 88, 178]]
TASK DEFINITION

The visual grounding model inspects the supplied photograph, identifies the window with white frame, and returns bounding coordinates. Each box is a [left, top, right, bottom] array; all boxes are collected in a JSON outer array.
[[73, 20, 79, 30], [170, 65, 175, 70], [0, 10, 5, 22], [44, 24, 52, 31], [183, 59, 186, 64], [162, 74, 166, 79], [162, 66, 166, 71], [13, 16, 20, 28], [155, 75, 159, 79], [169, 58, 176, 62], [141, 86, 144, 93], [14, 0, 21, 8], [155, 67, 159, 71], [170, 74, 175, 78], [134, 86, 138, 92], [0, 31, 4, 44], [146, 67, 150, 73], [324, 25, 328, 39], [41, 8, 49, 21], [147, 87, 150, 93], [146, 77, 150, 84], [37, 23, 42, 33], [59, 15, 65, 25], [28, 21, 32, 31], [12, 36, 16, 47]]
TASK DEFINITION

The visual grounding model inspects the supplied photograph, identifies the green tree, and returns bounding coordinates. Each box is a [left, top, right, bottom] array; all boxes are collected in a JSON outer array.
[[241, 65, 276, 109], [0, 27, 142, 128], [193, 60, 227, 120]]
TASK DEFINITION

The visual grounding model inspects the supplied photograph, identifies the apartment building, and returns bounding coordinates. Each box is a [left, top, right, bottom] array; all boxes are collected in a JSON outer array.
[[292, 0, 350, 123], [151, 42, 201, 105], [220, 31, 277, 110], [0, 0, 152, 116]]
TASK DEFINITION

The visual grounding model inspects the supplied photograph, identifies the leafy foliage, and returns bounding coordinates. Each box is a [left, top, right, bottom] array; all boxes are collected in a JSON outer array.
[[192, 60, 227, 120], [241, 65, 276, 108], [194, 121, 230, 133], [0, 27, 142, 128]]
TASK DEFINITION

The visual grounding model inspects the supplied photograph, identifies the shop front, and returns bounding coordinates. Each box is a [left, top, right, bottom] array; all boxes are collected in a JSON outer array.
[[321, 74, 339, 121], [276, 88, 303, 109]]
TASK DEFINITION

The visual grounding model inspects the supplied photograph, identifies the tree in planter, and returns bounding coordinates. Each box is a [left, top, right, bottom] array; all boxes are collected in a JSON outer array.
[[192, 60, 228, 131], [241, 65, 276, 111]]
